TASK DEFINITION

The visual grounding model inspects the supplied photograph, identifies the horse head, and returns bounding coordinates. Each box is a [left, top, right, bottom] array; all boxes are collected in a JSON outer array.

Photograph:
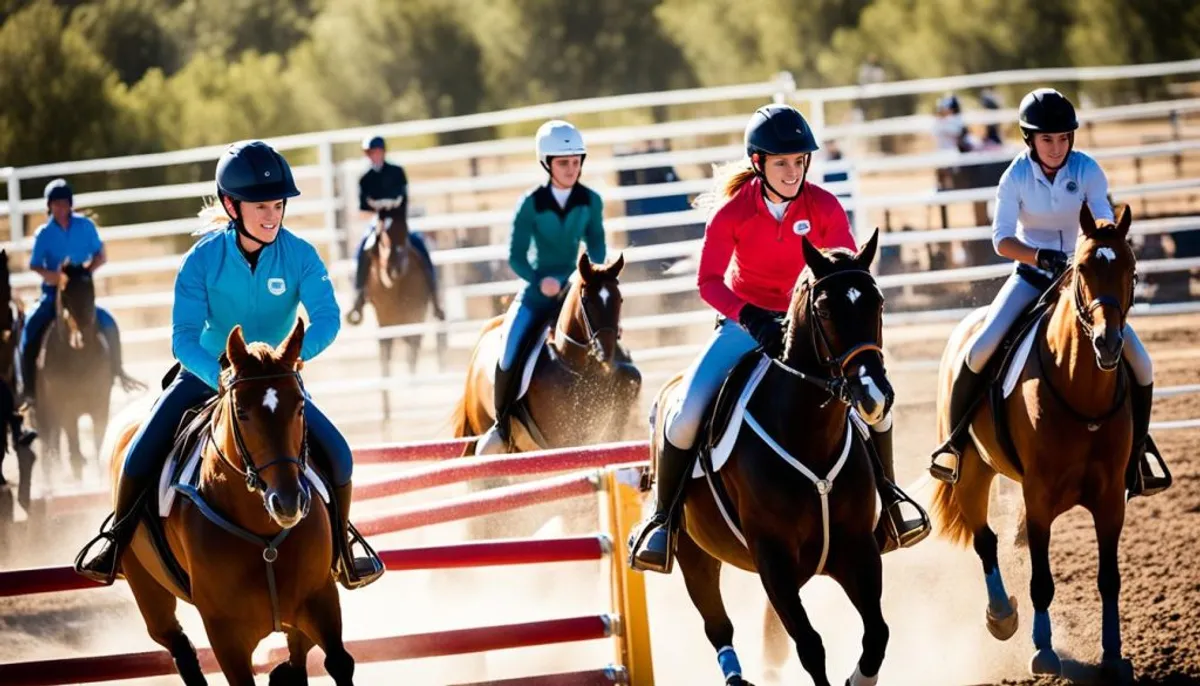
[[58, 260, 96, 347], [1073, 204, 1136, 372], [217, 321, 311, 529], [560, 251, 625, 366], [375, 197, 410, 284], [787, 228, 893, 425]]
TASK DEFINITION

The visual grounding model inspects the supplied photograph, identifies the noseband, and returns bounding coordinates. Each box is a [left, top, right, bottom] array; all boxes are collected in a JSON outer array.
[[1072, 265, 1135, 339], [771, 269, 885, 406]]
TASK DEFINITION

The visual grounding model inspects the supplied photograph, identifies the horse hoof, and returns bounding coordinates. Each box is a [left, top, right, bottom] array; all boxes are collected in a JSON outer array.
[[1101, 656, 1134, 684], [985, 596, 1019, 641], [268, 662, 307, 686], [1030, 647, 1061, 676]]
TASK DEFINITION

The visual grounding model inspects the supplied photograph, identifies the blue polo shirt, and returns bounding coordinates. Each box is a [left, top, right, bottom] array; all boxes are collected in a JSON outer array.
[[30, 214, 103, 292]]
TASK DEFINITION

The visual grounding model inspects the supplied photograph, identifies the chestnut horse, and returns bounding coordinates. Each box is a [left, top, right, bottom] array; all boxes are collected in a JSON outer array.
[[351, 197, 446, 419], [931, 206, 1140, 682], [452, 252, 641, 453], [648, 232, 895, 686], [107, 322, 354, 685]]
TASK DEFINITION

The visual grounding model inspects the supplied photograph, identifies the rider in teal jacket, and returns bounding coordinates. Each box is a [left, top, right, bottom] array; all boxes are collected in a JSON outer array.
[[75, 141, 383, 590]]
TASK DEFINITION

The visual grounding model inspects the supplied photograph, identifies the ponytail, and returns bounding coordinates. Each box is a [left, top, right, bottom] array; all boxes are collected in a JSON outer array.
[[693, 159, 757, 213]]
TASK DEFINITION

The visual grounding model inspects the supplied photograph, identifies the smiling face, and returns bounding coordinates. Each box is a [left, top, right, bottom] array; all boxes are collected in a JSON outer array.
[[758, 152, 809, 201], [223, 197, 284, 246], [1031, 132, 1072, 170]]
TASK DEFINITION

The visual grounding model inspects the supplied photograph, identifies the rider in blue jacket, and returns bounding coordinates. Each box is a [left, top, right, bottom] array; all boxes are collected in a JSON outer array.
[[19, 179, 139, 403], [74, 141, 384, 590]]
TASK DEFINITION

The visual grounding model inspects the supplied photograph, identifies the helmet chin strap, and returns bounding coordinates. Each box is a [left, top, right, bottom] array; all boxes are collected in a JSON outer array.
[[222, 192, 285, 248], [753, 153, 808, 202]]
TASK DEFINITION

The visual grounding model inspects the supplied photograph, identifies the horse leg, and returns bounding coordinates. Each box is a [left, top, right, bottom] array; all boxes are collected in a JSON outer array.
[[203, 618, 258, 686], [296, 580, 354, 686], [406, 335, 420, 376], [676, 531, 751, 685], [1092, 496, 1134, 683], [65, 415, 83, 481], [752, 538, 829, 686], [761, 604, 788, 683], [378, 339, 392, 422], [268, 629, 313, 686], [1024, 498, 1061, 676], [957, 443, 1019, 640], [826, 538, 888, 685], [123, 553, 206, 685]]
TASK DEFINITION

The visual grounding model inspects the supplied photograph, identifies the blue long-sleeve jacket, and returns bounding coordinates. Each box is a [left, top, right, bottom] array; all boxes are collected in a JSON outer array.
[[172, 224, 340, 389]]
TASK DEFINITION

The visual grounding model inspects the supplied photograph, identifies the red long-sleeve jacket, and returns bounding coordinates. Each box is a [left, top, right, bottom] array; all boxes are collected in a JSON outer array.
[[697, 177, 857, 320]]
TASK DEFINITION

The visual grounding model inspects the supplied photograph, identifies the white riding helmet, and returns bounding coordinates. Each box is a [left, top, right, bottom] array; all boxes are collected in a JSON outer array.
[[535, 120, 587, 168]]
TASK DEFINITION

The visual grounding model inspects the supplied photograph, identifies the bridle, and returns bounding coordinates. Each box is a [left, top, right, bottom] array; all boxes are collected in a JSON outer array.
[[212, 370, 310, 495], [557, 285, 619, 363], [771, 269, 886, 406], [1071, 264, 1136, 340]]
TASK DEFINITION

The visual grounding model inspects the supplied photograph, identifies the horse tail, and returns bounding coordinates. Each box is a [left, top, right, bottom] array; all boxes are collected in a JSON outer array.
[[930, 478, 972, 547]]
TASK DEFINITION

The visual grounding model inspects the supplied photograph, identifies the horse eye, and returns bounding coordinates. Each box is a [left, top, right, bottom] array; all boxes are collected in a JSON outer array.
[[236, 411, 250, 421]]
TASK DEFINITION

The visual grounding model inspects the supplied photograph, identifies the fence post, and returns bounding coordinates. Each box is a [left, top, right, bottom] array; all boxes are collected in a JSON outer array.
[[605, 466, 654, 686], [318, 140, 341, 262], [5, 171, 22, 244]]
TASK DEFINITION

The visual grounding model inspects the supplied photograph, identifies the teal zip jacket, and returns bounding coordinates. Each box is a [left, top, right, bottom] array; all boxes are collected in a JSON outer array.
[[172, 224, 340, 389], [509, 183, 607, 306]]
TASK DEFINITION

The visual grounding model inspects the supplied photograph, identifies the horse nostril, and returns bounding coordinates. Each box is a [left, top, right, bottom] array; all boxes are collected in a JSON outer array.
[[268, 492, 282, 515]]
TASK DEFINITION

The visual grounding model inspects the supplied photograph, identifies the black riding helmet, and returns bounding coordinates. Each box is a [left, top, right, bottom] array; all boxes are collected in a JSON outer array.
[[745, 104, 820, 202], [215, 140, 301, 246], [43, 178, 73, 207], [1018, 88, 1079, 170]]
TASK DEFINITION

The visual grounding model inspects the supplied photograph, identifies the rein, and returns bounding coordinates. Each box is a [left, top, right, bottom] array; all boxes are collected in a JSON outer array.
[[556, 288, 619, 363]]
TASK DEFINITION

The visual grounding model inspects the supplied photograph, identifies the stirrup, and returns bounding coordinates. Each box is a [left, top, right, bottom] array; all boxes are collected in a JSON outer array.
[[929, 448, 961, 484], [627, 514, 676, 575], [337, 522, 385, 590], [879, 487, 932, 554], [73, 513, 124, 585], [1129, 437, 1172, 499]]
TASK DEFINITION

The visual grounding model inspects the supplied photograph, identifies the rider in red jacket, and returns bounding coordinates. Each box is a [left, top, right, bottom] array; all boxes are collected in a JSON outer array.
[[629, 104, 928, 574]]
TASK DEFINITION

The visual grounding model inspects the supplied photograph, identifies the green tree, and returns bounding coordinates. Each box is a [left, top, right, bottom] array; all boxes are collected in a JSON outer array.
[[0, 0, 130, 166], [71, 0, 182, 84], [165, 0, 320, 65]]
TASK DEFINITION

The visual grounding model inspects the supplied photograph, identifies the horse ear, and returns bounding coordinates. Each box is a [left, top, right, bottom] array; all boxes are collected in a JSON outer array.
[[610, 252, 625, 277], [1116, 203, 1132, 238], [1079, 203, 1097, 238], [278, 319, 305, 370], [577, 251, 594, 281], [801, 237, 829, 277], [225, 325, 251, 370], [855, 228, 880, 269]]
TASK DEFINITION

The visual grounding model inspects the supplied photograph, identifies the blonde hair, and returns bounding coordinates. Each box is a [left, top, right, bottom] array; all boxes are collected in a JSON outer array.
[[194, 196, 232, 235], [693, 159, 757, 213]]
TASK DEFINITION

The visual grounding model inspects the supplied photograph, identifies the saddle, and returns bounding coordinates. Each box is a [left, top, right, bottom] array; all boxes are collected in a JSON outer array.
[[971, 266, 1067, 474]]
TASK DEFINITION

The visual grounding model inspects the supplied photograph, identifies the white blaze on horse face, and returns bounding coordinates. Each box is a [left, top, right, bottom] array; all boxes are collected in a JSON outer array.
[[263, 387, 279, 414], [1096, 246, 1117, 263], [598, 285, 610, 307], [847, 287, 862, 305]]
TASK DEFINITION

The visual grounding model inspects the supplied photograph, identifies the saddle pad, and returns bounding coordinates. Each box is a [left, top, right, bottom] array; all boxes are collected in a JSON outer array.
[[487, 325, 550, 406], [692, 356, 771, 478], [1000, 317, 1041, 400], [158, 440, 330, 518]]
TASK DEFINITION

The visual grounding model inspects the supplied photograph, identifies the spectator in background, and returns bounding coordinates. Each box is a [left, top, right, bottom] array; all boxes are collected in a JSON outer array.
[[822, 139, 854, 229]]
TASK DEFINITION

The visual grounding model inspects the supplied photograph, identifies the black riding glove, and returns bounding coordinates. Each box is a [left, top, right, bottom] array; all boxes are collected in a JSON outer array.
[[1035, 249, 1069, 276], [738, 304, 786, 358]]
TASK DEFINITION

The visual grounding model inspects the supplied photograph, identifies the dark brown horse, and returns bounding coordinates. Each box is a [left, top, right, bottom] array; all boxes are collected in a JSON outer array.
[[35, 260, 113, 481], [930, 206, 1140, 682], [452, 252, 642, 454], [0, 250, 35, 507], [648, 232, 894, 686], [109, 322, 354, 685], [351, 198, 446, 419]]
